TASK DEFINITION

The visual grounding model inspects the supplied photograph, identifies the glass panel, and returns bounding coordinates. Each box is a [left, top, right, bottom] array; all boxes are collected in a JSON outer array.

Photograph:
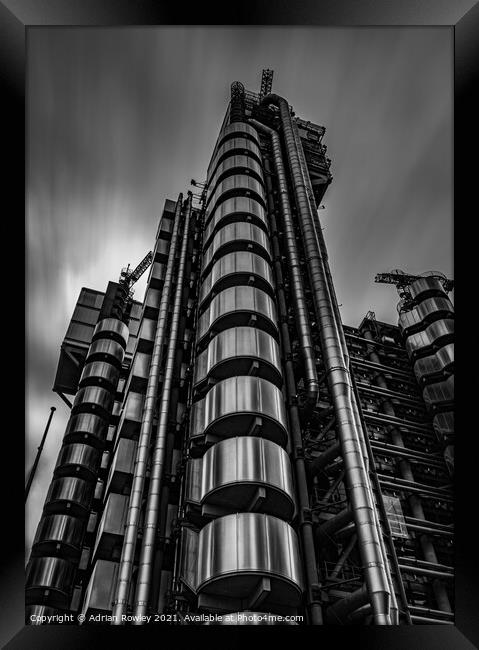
[[382, 495, 408, 538]]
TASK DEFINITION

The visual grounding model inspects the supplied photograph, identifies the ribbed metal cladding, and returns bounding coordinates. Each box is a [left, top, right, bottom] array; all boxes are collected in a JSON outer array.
[[25, 557, 76, 609], [206, 175, 266, 215], [204, 195, 268, 244], [208, 155, 264, 196], [207, 138, 262, 184], [180, 119, 301, 619], [193, 327, 282, 388], [199, 436, 296, 520], [64, 413, 107, 447], [196, 513, 303, 613], [32, 514, 85, 558], [196, 285, 278, 345], [399, 282, 454, 474], [398, 297, 454, 335], [199, 251, 275, 307], [190, 375, 289, 449], [405, 319, 454, 358], [26, 317, 127, 613], [202, 222, 272, 271]]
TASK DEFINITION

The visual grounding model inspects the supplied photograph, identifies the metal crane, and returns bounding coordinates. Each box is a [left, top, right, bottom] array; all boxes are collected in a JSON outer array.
[[119, 250, 153, 291], [375, 269, 454, 293], [259, 68, 274, 99]]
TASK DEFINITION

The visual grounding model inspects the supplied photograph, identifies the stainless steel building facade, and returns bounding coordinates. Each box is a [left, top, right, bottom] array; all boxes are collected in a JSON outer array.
[[26, 74, 454, 626]]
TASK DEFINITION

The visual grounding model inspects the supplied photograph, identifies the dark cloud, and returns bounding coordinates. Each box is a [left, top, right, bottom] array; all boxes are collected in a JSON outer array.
[[26, 27, 452, 551]]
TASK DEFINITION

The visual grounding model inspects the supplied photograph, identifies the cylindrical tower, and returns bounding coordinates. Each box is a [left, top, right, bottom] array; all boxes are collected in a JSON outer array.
[[178, 118, 304, 621], [398, 275, 454, 474], [26, 316, 129, 621]]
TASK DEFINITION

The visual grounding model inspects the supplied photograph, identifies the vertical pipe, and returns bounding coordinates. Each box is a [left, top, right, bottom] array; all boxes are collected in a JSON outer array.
[[112, 194, 184, 623], [294, 112, 395, 626], [25, 407, 56, 502], [171, 212, 204, 610], [249, 119, 319, 403], [151, 292, 190, 609], [292, 123, 394, 615], [133, 194, 193, 618], [260, 148, 323, 624], [260, 94, 392, 625]]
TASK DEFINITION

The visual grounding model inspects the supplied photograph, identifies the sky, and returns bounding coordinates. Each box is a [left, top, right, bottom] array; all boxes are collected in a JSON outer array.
[[26, 26, 453, 554]]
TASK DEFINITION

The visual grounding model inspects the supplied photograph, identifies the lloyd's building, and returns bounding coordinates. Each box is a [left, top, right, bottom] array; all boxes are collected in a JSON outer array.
[[26, 70, 454, 626]]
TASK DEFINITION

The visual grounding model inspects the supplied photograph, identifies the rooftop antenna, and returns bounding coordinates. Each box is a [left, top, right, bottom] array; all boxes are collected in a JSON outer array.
[[25, 407, 56, 503]]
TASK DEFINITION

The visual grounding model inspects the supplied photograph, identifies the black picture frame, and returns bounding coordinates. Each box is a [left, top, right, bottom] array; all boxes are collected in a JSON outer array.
[[3, 1, 477, 648]]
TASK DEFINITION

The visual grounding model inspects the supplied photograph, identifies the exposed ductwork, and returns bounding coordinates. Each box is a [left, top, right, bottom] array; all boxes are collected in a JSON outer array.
[[112, 194, 184, 623], [259, 146, 323, 624], [259, 93, 393, 625], [133, 193, 193, 618], [249, 118, 319, 404]]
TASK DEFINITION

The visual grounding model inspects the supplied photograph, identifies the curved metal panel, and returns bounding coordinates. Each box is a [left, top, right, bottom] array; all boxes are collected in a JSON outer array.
[[190, 376, 288, 447], [433, 411, 454, 440], [219, 122, 260, 144], [405, 319, 454, 357], [197, 513, 303, 607], [33, 514, 84, 555], [207, 138, 262, 183], [422, 375, 454, 408], [55, 443, 101, 479], [197, 286, 278, 343], [409, 277, 446, 302], [413, 343, 454, 381], [199, 252, 274, 306], [79, 360, 120, 389], [398, 297, 454, 334], [64, 413, 107, 446], [81, 559, 119, 614], [26, 557, 75, 605], [208, 155, 264, 195], [204, 195, 268, 244], [149, 261, 166, 288], [131, 351, 151, 379], [200, 437, 295, 520], [87, 338, 125, 367], [92, 318, 129, 348], [194, 327, 282, 388], [72, 385, 114, 416], [45, 477, 94, 515], [203, 222, 272, 271], [206, 175, 266, 214]]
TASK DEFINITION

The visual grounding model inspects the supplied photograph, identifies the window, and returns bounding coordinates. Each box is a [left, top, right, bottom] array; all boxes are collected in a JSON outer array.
[[382, 495, 408, 538], [79, 289, 104, 309], [72, 305, 100, 325]]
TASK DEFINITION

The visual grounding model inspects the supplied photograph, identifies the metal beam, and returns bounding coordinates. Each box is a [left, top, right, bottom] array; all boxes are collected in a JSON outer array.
[[55, 390, 72, 409]]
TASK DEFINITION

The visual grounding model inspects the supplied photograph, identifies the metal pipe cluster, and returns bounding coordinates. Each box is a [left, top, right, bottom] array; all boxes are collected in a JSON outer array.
[[249, 119, 319, 404], [133, 194, 193, 618], [112, 194, 185, 622], [259, 93, 394, 625]]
